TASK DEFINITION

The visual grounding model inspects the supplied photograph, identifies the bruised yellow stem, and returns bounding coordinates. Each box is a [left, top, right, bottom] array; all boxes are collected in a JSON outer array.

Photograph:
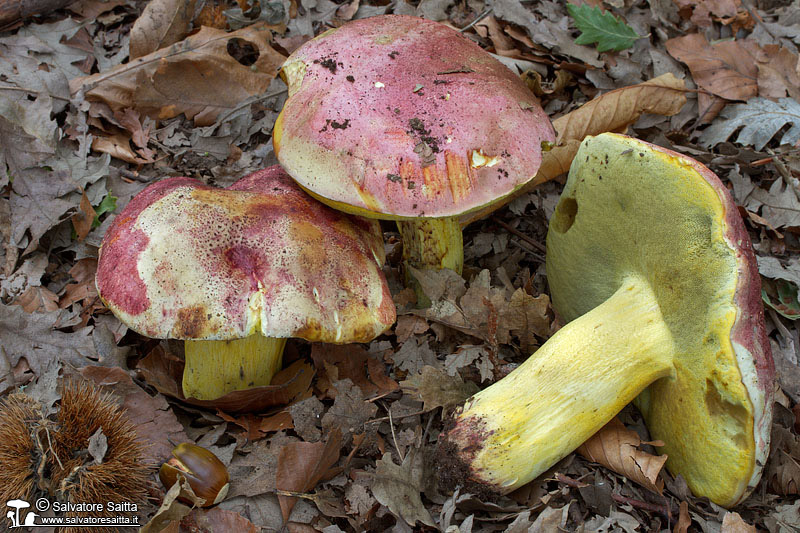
[[397, 216, 463, 275], [182, 336, 287, 400], [442, 277, 675, 493]]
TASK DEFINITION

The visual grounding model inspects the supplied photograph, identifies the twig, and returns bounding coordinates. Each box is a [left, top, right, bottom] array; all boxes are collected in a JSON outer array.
[[0, 84, 71, 101], [119, 168, 153, 183], [767, 148, 800, 202], [491, 217, 547, 253], [611, 493, 672, 520], [554, 472, 589, 488], [366, 408, 428, 424], [508, 239, 545, 263], [460, 7, 492, 32], [381, 401, 404, 462]]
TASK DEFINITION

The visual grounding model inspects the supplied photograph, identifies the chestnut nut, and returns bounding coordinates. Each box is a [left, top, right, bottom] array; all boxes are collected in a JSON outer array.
[[159, 443, 229, 507]]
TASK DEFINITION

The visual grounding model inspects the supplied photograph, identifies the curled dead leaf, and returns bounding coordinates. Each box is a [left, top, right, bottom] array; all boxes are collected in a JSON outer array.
[[577, 417, 667, 494], [461, 73, 687, 225]]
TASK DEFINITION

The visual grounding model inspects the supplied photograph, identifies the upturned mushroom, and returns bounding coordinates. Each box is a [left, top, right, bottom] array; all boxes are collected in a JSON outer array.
[[96, 166, 395, 400], [438, 133, 774, 507], [273, 15, 556, 277]]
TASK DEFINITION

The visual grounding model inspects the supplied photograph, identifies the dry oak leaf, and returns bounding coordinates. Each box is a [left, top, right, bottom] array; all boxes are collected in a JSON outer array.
[[130, 0, 198, 60], [461, 73, 687, 225], [577, 417, 667, 494], [666, 34, 758, 101], [71, 24, 286, 126], [371, 450, 435, 528], [276, 429, 342, 521], [721, 512, 758, 533], [400, 365, 479, 412]]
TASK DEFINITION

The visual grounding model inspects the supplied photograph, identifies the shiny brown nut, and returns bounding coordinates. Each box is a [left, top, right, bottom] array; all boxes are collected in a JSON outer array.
[[159, 443, 230, 507]]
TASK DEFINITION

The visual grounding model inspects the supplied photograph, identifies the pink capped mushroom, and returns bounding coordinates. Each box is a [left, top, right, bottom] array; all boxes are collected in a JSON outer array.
[[96, 166, 395, 400], [273, 15, 556, 279]]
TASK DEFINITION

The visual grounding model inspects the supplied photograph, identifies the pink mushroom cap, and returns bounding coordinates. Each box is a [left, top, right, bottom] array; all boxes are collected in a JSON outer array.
[[273, 15, 556, 219], [96, 166, 395, 343]]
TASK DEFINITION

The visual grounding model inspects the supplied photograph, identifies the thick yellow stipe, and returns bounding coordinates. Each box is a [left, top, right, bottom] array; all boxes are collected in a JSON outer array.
[[449, 277, 674, 493], [397, 216, 463, 275], [182, 336, 287, 400]]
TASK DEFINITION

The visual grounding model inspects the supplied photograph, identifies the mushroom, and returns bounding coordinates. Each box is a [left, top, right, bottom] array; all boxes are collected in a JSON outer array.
[[96, 166, 395, 400], [437, 133, 774, 507], [273, 15, 556, 277]]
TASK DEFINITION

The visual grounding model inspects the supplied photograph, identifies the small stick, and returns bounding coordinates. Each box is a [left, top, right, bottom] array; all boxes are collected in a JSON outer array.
[[491, 217, 547, 253], [611, 493, 672, 520]]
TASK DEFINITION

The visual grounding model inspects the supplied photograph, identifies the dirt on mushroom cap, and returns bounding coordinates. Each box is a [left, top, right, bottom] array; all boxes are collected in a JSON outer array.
[[96, 166, 395, 343], [273, 15, 556, 219]]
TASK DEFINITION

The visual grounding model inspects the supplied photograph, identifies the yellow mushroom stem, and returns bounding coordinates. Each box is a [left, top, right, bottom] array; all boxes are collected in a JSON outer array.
[[397, 216, 463, 275], [182, 336, 287, 400], [444, 276, 675, 493]]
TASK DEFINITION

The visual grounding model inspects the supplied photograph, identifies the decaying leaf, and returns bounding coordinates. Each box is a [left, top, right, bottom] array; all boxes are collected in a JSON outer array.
[[80, 365, 190, 464], [72, 24, 286, 126], [276, 429, 342, 521], [699, 97, 800, 150], [766, 425, 800, 495], [577, 417, 667, 494], [400, 365, 479, 412], [320, 380, 378, 441], [129, 0, 198, 59], [721, 511, 758, 532], [140, 476, 199, 532], [666, 34, 758, 101], [371, 450, 435, 527], [461, 73, 687, 225]]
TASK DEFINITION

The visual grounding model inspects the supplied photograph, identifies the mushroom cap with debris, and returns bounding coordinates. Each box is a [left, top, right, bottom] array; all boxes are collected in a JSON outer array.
[[96, 166, 395, 344], [273, 14, 556, 220]]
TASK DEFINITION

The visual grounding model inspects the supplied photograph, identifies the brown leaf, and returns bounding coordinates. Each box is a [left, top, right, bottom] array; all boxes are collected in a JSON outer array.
[[399, 365, 479, 412], [72, 24, 286, 126], [499, 288, 551, 353], [311, 344, 398, 399], [14, 286, 59, 313], [756, 45, 800, 101], [71, 190, 96, 242], [217, 410, 293, 442], [140, 476, 198, 532], [766, 425, 800, 495], [320, 380, 378, 440], [666, 34, 758, 101], [371, 450, 435, 527], [129, 0, 198, 59], [183, 506, 260, 532], [80, 365, 190, 464], [673, 501, 691, 533], [276, 429, 342, 521], [395, 315, 430, 343], [721, 511, 758, 532], [577, 417, 667, 494], [136, 346, 315, 413], [460, 74, 687, 226], [61, 258, 99, 309]]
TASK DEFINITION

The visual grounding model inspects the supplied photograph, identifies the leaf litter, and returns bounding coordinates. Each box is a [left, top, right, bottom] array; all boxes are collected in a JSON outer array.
[[1, 0, 800, 531]]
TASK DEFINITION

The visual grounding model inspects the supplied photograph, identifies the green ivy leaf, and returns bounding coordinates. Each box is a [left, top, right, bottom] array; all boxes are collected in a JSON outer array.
[[567, 3, 641, 52]]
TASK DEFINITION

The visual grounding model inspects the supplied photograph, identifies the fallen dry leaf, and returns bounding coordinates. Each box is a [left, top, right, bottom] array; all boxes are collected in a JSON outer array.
[[183, 506, 260, 532], [674, 501, 691, 533], [461, 73, 687, 225], [755, 45, 800, 101], [217, 409, 293, 442], [666, 34, 758, 101], [276, 429, 342, 521], [721, 511, 758, 532], [577, 417, 667, 494], [311, 344, 398, 399], [71, 190, 96, 241], [80, 365, 190, 464], [129, 0, 197, 59], [72, 24, 286, 126], [136, 346, 314, 413], [371, 450, 435, 528], [400, 365, 479, 412]]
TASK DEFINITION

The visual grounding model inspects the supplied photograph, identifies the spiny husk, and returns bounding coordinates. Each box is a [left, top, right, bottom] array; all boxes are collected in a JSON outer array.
[[0, 381, 151, 533]]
